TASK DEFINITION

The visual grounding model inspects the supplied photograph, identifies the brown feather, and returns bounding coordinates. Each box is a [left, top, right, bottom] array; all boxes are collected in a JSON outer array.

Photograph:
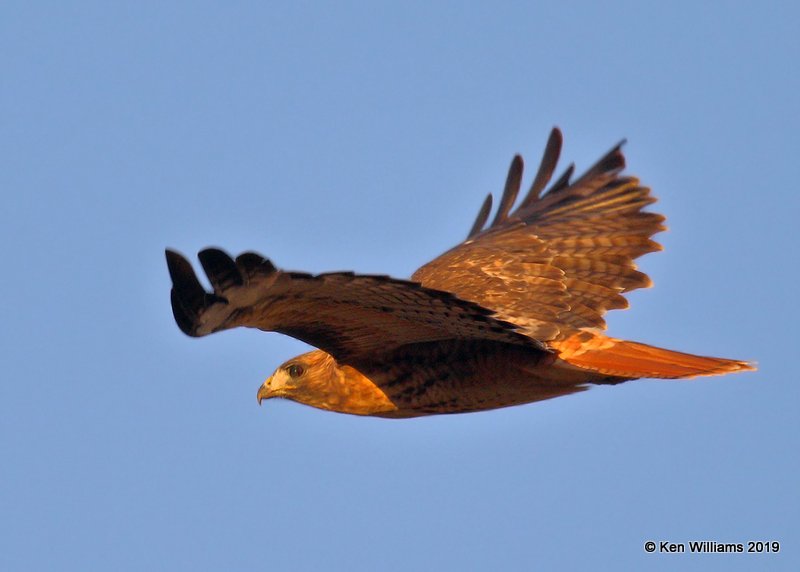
[[547, 164, 575, 195], [467, 193, 493, 239], [491, 155, 523, 227], [520, 127, 563, 208]]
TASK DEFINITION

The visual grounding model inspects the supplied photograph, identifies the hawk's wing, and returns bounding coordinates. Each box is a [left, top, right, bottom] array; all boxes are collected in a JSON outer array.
[[166, 248, 541, 364], [412, 128, 665, 343]]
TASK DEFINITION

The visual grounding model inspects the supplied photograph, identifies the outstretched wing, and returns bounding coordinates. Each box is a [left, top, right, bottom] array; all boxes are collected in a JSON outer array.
[[166, 248, 541, 364], [412, 128, 665, 342]]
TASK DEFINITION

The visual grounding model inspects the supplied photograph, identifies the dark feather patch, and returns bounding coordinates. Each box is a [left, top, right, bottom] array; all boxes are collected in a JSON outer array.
[[236, 251, 277, 277], [165, 249, 227, 337], [198, 248, 243, 291]]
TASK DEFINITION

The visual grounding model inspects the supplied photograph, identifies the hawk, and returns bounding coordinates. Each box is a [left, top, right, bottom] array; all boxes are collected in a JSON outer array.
[[166, 128, 753, 417]]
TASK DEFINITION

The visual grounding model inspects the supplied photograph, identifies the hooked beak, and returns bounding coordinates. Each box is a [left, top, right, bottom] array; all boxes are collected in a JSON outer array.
[[257, 376, 273, 406]]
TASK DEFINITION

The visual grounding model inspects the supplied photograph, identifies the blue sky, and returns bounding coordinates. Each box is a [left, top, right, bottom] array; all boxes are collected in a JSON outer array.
[[2, 2, 797, 570]]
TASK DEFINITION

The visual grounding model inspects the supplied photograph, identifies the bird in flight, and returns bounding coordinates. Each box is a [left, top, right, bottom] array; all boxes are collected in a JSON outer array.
[[166, 128, 753, 418]]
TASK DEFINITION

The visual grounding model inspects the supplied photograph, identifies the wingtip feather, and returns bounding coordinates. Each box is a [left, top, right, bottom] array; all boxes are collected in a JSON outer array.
[[491, 154, 524, 227], [467, 193, 493, 239], [165, 249, 207, 336], [198, 248, 243, 291]]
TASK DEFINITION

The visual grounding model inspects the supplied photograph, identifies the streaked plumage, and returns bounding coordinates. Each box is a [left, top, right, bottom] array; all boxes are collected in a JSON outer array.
[[166, 128, 754, 417]]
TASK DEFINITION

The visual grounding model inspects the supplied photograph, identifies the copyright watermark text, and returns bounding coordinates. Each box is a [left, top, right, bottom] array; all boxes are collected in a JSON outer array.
[[644, 540, 780, 554]]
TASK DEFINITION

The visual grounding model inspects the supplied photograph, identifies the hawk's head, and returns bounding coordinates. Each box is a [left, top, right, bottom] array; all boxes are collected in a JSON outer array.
[[257, 350, 397, 416]]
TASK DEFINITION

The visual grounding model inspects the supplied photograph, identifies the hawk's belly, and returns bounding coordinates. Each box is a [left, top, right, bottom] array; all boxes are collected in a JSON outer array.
[[357, 340, 608, 417]]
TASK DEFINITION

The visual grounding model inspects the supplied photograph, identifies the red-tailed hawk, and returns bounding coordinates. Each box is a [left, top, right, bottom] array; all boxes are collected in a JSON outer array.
[[166, 128, 753, 417]]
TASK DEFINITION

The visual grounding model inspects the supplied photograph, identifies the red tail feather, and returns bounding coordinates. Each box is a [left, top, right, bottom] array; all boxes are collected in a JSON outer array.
[[556, 336, 755, 379]]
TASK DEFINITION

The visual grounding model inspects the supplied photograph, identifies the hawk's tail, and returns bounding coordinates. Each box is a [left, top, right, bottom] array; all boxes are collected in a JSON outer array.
[[554, 335, 755, 379]]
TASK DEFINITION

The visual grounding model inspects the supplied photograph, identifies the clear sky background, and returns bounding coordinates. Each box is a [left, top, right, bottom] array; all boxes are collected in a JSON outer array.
[[2, 2, 797, 570]]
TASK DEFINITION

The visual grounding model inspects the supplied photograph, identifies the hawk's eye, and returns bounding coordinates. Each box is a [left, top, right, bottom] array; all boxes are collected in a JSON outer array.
[[286, 364, 304, 378]]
